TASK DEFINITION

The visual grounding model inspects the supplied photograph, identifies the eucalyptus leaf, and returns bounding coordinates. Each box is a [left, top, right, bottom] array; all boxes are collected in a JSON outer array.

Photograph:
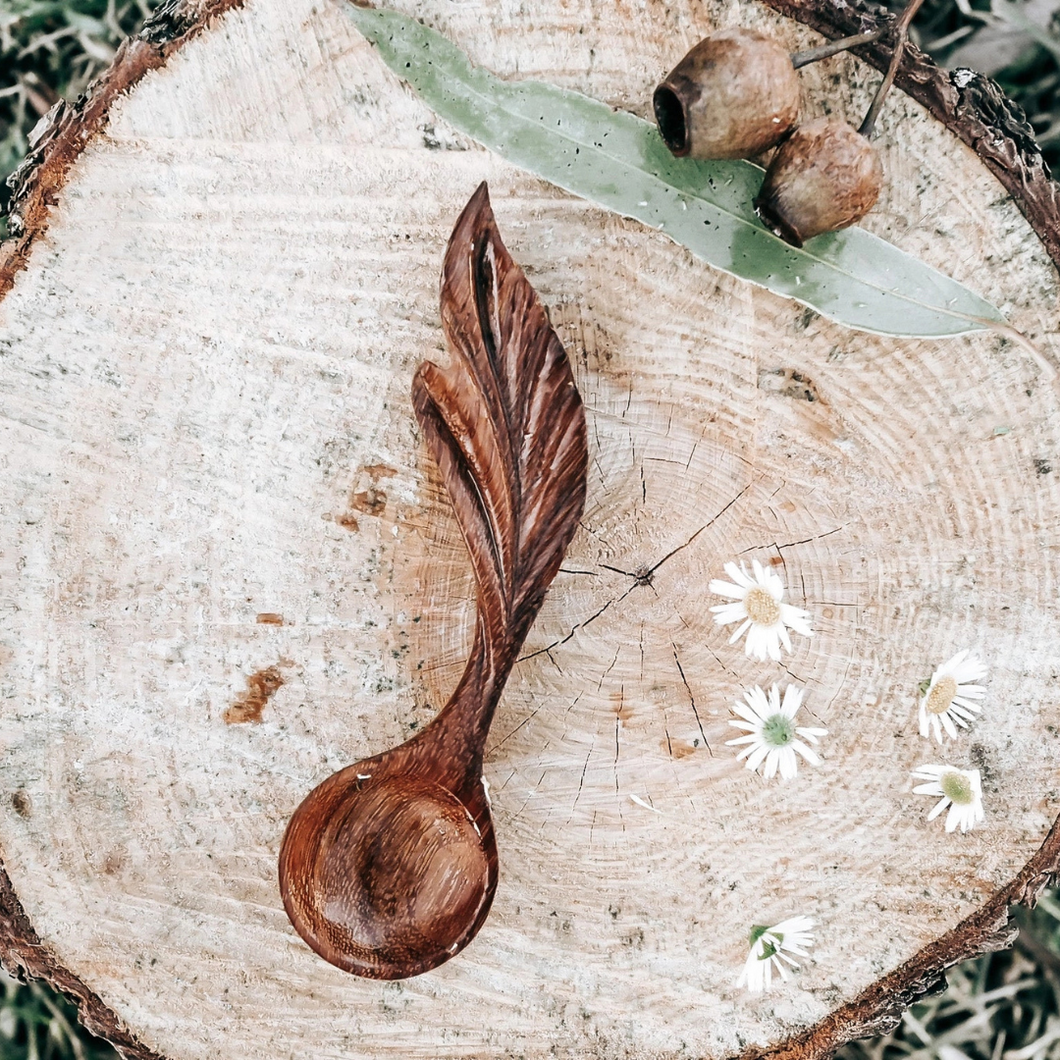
[[347, 3, 1010, 339]]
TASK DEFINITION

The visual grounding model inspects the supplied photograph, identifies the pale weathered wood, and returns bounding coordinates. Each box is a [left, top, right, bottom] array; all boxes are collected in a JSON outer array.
[[0, 0, 1059, 1058]]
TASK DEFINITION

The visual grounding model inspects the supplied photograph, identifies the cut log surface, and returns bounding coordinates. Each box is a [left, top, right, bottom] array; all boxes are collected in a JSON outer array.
[[0, 0, 1059, 1057]]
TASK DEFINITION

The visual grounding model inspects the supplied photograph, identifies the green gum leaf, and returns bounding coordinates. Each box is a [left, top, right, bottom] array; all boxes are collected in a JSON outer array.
[[346, 3, 1011, 339]]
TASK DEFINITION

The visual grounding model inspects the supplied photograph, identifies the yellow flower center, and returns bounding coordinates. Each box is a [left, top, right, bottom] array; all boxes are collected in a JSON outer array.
[[745, 587, 780, 626], [925, 675, 958, 715]]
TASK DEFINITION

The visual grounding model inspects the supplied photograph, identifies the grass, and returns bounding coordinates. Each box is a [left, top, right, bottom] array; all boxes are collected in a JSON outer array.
[[0, 0, 154, 235], [839, 900, 1060, 1060], [0, 0, 1058, 1057], [0, 967, 115, 1060]]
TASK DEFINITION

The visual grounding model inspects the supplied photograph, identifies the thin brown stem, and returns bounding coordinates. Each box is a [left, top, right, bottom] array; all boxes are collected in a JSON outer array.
[[859, 0, 928, 138], [790, 28, 886, 69]]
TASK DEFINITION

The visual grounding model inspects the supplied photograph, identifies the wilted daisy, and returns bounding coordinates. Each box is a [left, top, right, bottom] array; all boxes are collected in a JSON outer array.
[[912, 764, 984, 833], [737, 915, 815, 993], [726, 683, 827, 780], [918, 650, 988, 743], [709, 559, 813, 661]]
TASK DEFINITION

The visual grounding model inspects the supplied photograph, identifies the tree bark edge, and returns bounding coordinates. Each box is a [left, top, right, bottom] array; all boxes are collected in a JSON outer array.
[[0, 0, 246, 299]]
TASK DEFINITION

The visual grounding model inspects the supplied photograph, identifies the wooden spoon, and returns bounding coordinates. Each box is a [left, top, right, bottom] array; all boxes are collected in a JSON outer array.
[[278, 182, 589, 980]]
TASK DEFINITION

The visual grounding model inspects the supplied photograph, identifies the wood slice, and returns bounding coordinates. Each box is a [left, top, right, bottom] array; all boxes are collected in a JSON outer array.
[[1, 0, 1059, 1058]]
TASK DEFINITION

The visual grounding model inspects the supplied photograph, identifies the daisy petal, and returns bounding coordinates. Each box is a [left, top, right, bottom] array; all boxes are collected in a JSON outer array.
[[778, 749, 798, 780], [745, 744, 771, 773], [724, 562, 756, 588], [712, 601, 749, 623], [912, 782, 943, 795], [708, 580, 745, 600], [776, 624, 793, 657]]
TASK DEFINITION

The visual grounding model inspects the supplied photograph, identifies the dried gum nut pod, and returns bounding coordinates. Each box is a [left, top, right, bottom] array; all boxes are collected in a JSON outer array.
[[754, 117, 884, 246], [653, 28, 800, 160]]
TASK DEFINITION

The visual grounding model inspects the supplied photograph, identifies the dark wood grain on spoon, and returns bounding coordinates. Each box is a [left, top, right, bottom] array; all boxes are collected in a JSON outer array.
[[278, 182, 589, 979]]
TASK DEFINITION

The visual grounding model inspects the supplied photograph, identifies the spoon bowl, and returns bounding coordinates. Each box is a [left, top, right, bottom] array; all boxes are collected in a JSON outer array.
[[279, 761, 497, 979]]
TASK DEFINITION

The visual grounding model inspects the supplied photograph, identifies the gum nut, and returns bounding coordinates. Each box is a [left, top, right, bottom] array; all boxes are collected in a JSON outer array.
[[754, 117, 884, 246], [653, 28, 800, 160]]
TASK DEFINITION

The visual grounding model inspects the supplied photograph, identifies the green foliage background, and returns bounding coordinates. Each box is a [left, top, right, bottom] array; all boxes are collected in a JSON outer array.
[[0, 966, 116, 1060], [0, 0, 153, 235], [0, 0, 1058, 1057]]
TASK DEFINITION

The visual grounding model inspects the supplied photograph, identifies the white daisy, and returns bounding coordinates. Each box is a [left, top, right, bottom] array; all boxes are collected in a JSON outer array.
[[912, 764, 985, 833], [726, 683, 827, 780], [737, 915, 815, 993], [918, 650, 988, 743], [709, 559, 813, 661]]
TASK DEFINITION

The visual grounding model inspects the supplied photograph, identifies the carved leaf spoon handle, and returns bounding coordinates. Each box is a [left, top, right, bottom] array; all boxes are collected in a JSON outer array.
[[278, 182, 589, 979]]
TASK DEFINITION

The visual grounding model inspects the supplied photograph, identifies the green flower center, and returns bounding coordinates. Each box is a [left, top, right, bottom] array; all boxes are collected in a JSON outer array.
[[745, 587, 781, 626], [925, 675, 958, 715], [941, 771, 974, 805], [749, 925, 780, 959], [762, 713, 795, 748]]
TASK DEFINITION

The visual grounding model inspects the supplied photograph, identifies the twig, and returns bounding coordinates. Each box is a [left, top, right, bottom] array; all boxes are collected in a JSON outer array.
[[791, 28, 887, 69], [859, 0, 929, 139]]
